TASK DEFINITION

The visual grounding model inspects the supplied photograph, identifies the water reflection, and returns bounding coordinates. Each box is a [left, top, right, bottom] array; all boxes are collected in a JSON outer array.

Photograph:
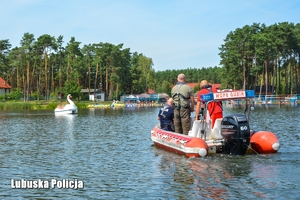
[[54, 114, 76, 134], [153, 148, 230, 199], [187, 157, 229, 200], [54, 114, 77, 171]]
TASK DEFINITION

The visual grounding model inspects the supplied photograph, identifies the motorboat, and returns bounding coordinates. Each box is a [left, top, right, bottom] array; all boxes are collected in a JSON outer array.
[[54, 94, 78, 114], [151, 90, 280, 157]]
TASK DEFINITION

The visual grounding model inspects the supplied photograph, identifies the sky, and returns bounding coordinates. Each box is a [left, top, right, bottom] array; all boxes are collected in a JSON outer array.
[[1, 0, 300, 72]]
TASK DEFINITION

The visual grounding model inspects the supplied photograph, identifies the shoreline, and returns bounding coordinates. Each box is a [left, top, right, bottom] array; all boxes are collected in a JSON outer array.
[[0, 101, 165, 110]]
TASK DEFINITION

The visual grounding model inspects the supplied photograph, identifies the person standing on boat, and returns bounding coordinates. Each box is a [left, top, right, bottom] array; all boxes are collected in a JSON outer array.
[[195, 80, 223, 128], [158, 98, 175, 132], [171, 74, 195, 135]]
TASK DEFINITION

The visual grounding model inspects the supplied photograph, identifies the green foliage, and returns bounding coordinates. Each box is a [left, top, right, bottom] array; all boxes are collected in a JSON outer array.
[[31, 91, 39, 100], [8, 89, 23, 100], [154, 67, 223, 93], [194, 83, 200, 93], [45, 102, 58, 110], [62, 80, 82, 100], [218, 22, 300, 93], [1, 21, 300, 104], [0, 102, 39, 110], [0, 94, 6, 101], [75, 102, 88, 109], [81, 93, 90, 101]]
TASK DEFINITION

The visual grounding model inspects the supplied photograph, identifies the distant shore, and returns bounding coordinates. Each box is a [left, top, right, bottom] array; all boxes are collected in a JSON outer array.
[[0, 101, 165, 110], [2, 99, 296, 111]]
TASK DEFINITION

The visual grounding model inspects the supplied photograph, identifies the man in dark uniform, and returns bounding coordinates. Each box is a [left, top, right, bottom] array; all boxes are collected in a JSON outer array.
[[158, 98, 175, 132], [171, 74, 195, 134]]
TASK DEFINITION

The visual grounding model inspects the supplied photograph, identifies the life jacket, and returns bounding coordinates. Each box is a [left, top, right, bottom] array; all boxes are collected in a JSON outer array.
[[202, 85, 223, 116], [160, 105, 171, 119], [172, 83, 191, 109]]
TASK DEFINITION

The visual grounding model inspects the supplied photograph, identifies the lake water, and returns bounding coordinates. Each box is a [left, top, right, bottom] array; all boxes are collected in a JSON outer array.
[[0, 104, 299, 199]]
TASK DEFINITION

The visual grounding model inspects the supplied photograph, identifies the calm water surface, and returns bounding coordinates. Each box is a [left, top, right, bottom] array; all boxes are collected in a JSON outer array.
[[0, 105, 299, 199]]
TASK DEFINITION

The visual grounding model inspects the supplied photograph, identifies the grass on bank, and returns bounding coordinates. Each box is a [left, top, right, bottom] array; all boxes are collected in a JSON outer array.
[[0, 100, 113, 110]]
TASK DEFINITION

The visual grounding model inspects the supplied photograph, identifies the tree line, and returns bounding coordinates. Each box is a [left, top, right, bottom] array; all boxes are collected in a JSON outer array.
[[155, 22, 300, 97], [0, 22, 299, 101], [0, 34, 155, 101], [220, 22, 300, 96]]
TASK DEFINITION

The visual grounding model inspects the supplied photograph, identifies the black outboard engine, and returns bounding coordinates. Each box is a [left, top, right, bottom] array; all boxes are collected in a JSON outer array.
[[221, 114, 250, 155]]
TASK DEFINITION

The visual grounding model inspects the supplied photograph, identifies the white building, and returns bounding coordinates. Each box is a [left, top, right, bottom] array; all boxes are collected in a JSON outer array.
[[80, 89, 105, 101]]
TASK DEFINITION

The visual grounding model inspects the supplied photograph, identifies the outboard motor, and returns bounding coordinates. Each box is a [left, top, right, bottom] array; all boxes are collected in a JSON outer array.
[[221, 114, 250, 155]]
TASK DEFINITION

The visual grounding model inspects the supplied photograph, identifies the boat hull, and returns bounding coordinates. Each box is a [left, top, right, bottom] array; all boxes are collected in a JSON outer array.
[[55, 94, 78, 114], [151, 125, 280, 157], [151, 125, 208, 157], [54, 108, 77, 114]]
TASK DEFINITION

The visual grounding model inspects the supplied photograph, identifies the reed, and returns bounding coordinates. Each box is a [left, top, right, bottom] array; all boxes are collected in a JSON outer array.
[[0, 102, 40, 110], [0, 101, 92, 110], [76, 102, 89, 108]]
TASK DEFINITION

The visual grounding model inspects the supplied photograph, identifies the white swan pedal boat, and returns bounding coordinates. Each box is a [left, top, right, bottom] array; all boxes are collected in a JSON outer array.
[[151, 90, 280, 157], [54, 94, 78, 114]]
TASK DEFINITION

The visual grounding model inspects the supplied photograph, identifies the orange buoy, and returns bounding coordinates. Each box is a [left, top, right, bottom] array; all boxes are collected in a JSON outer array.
[[250, 131, 280, 154], [185, 138, 208, 157]]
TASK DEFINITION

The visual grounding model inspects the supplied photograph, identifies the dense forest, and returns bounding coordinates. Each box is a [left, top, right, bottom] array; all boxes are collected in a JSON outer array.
[[0, 22, 299, 101]]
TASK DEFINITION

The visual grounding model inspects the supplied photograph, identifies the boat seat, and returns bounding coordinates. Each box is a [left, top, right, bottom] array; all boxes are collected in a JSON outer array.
[[210, 118, 223, 139], [189, 120, 201, 137], [188, 119, 212, 139], [189, 119, 206, 137]]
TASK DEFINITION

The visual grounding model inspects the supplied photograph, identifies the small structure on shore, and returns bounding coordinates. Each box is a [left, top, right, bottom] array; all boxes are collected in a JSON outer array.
[[120, 93, 169, 104]]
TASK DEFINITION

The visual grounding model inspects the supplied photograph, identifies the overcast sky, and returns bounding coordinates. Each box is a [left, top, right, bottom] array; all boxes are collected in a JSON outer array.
[[1, 0, 299, 71]]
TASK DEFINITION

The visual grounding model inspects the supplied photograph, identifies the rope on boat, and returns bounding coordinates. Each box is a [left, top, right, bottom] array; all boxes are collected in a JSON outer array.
[[246, 145, 258, 154]]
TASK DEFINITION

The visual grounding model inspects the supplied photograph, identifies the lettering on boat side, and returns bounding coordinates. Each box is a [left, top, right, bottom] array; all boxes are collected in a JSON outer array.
[[10, 179, 84, 189], [214, 91, 246, 100], [153, 131, 188, 145]]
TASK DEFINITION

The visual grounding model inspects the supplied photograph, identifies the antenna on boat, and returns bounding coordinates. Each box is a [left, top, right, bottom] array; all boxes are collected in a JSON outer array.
[[244, 97, 252, 123]]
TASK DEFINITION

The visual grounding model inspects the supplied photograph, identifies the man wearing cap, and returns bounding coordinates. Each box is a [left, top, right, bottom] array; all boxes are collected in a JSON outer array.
[[171, 74, 194, 134]]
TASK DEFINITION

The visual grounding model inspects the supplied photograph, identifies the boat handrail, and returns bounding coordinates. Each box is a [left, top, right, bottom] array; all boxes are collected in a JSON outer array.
[[193, 90, 254, 140]]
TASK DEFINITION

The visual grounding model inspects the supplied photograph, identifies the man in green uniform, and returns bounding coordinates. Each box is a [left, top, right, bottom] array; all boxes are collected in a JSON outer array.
[[171, 74, 195, 134]]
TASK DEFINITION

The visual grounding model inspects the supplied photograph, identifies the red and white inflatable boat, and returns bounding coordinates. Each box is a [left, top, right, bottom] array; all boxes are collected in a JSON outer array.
[[151, 90, 280, 157]]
